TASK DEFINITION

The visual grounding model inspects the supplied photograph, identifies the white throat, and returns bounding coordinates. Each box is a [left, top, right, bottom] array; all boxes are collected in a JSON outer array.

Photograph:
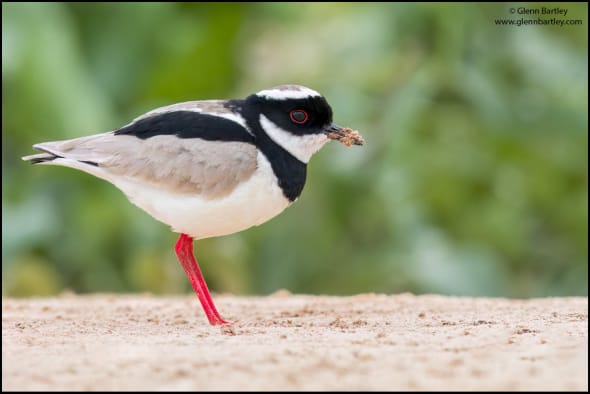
[[259, 115, 330, 163]]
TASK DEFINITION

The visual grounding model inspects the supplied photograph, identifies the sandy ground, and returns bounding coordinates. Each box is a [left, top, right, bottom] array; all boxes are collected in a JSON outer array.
[[2, 292, 588, 391]]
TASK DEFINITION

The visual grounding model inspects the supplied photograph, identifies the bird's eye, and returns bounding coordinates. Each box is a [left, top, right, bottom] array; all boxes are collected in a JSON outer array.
[[289, 110, 309, 124]]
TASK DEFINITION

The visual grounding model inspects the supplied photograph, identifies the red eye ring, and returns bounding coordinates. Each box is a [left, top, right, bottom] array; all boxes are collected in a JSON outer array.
[[289, 109, 309, 124]]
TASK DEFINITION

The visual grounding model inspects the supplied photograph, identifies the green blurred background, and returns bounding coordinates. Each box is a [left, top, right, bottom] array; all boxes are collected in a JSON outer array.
[[2, 2, 588, 298]]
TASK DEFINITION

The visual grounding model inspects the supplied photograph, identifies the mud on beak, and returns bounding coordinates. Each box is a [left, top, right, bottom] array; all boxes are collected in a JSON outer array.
[[324, 124, 365, 147]]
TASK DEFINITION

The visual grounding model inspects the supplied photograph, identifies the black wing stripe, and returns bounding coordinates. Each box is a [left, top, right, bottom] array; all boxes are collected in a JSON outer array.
[[114, 111, 255, 144]]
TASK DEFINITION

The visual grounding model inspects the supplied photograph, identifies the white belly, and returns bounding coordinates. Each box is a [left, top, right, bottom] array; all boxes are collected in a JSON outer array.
[[114, 151, 291, 239]]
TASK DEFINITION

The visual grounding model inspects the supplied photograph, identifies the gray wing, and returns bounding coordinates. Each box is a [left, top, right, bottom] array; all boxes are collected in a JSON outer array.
[[23, 132, 258, 200]]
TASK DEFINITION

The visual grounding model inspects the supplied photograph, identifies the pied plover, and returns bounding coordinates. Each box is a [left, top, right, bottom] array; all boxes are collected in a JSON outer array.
[[23, 84, 365, 325]]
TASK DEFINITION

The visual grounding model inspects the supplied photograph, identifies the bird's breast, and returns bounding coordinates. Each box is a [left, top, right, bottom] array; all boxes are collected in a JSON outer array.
[[115, 151, 291, 240]]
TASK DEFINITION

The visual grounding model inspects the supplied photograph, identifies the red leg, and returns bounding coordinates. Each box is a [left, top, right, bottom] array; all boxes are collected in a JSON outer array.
[[175, 233, 229, 325]]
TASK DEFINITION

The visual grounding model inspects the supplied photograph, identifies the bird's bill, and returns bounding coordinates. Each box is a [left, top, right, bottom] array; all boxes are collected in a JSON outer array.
[[324, 124, 365, 147]]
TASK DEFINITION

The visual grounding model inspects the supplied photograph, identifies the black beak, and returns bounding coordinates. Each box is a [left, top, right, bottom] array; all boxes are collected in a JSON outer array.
[[323, 124, 365, 146]]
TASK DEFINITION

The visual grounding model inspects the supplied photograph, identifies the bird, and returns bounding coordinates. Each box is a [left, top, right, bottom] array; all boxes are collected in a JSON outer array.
[[22, 84, 365, 325]]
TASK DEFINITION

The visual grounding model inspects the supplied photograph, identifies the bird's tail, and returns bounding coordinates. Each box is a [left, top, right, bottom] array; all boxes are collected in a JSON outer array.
[[21, 133, 115, 167], [22, 146, 63, 164], [21, 151, 59, 164]]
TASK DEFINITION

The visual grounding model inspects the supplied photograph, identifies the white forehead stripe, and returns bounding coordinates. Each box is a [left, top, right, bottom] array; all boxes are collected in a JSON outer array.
[[256, 85, 322, 100]]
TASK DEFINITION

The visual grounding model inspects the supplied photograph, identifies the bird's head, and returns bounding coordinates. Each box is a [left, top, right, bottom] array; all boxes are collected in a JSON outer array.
[[242, 85, 364, 163]]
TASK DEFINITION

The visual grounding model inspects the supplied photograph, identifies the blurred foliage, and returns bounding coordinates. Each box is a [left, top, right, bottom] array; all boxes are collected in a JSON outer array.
[[2, 3, 587, 298]]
